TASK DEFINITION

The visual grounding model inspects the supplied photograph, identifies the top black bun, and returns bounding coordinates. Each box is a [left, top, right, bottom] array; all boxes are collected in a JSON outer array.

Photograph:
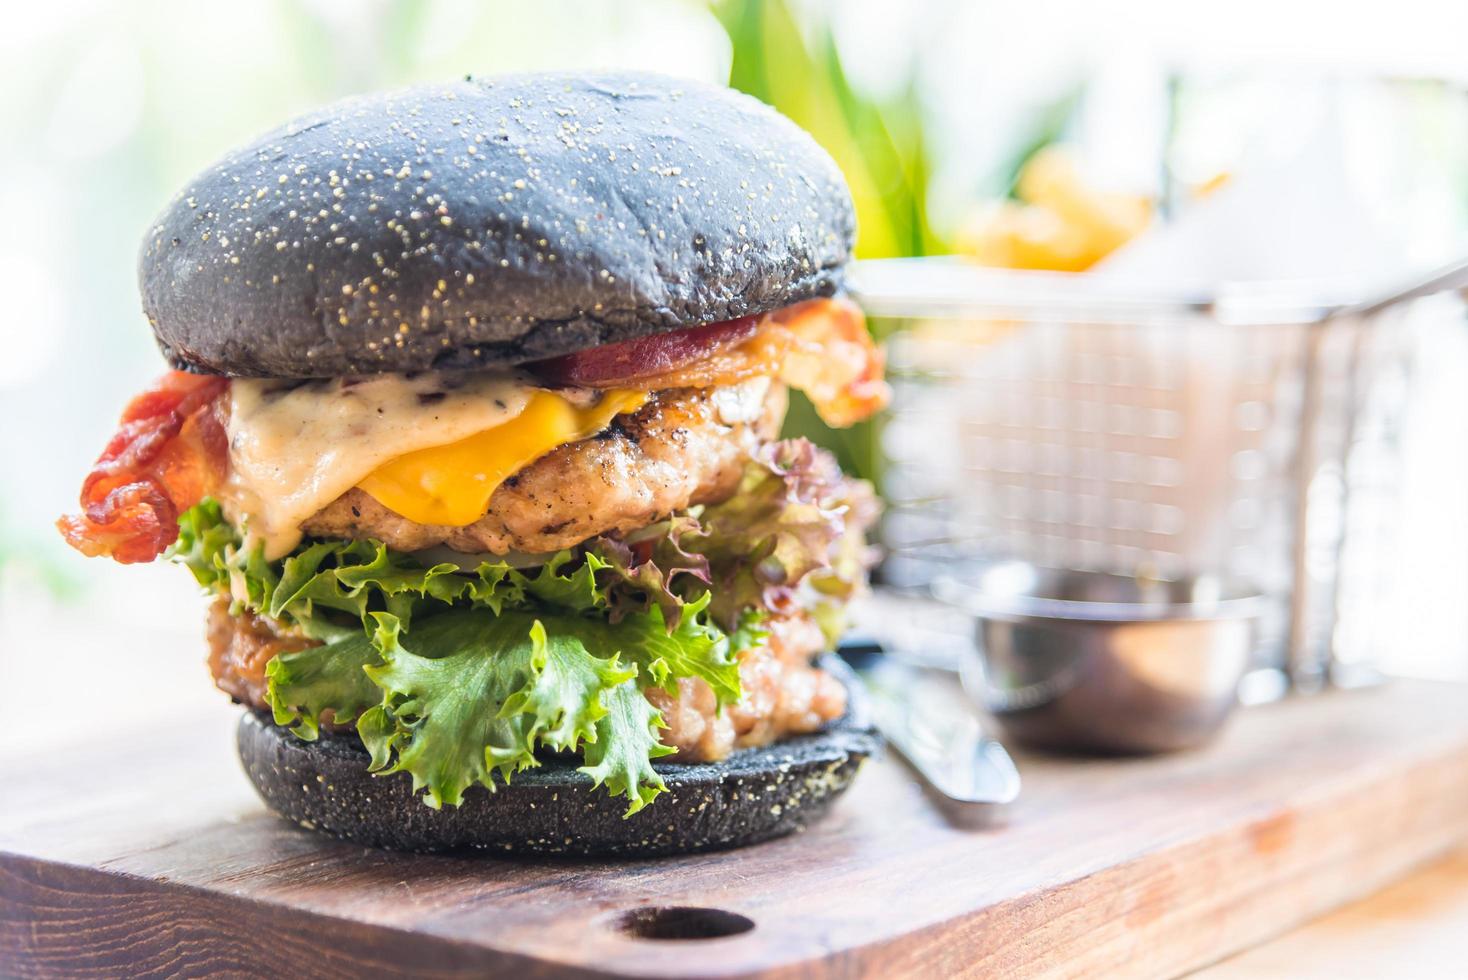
[[140, 71, 856, 378]]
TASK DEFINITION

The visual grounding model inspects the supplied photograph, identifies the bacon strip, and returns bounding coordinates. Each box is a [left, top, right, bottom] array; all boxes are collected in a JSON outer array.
[[535, 298, 890, 427], [529, 316, 762, 389], [768, 298, 890, 427], [57, 371, 230, 564]]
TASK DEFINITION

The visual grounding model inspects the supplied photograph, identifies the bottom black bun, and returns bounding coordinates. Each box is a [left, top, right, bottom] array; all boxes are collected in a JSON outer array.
[[237, 655, 879, 857]]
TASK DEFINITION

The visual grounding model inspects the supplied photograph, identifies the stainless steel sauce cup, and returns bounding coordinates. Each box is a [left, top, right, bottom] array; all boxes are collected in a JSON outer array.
[[940, 564, 1264, 754]]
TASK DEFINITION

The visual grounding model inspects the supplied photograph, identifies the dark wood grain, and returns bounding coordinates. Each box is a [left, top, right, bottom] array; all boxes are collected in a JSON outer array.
[[5, 682, 1468, 979], [0, 854, 563, 979]]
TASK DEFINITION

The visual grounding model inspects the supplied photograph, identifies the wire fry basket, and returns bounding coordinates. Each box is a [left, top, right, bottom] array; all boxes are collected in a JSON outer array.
[[855, 259, 1458, 693]]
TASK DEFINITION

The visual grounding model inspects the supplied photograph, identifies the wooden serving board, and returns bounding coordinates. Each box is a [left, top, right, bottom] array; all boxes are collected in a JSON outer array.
[[5, 680, 1468, 978]]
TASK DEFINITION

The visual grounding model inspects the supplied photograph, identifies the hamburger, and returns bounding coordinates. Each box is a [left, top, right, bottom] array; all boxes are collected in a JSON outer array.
[[57, 71, 887, 856]]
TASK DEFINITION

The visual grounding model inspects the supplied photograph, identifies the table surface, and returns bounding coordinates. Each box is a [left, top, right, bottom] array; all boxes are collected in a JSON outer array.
[[1200, 846, 1468, 978], [5, 680, 1468, 978]]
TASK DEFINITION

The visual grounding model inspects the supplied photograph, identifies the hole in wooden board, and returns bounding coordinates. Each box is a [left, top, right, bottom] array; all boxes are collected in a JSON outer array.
[[614, 906, 755, 941]]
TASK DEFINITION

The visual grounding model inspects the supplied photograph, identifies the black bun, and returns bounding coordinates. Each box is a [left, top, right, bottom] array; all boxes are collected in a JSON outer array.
[[237, 657, 878, 856], [141, 71, 856, 378]]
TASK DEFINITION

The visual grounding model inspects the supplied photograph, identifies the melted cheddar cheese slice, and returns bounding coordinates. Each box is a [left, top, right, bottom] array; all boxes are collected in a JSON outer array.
[[356, 389, 648, 527]]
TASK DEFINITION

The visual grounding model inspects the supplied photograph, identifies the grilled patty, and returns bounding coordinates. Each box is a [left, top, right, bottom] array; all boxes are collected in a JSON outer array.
[[300, 380, 786, 555]]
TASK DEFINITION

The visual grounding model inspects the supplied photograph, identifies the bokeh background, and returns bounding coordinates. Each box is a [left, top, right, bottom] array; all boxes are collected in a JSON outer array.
[[4, 0, 1468, 757]]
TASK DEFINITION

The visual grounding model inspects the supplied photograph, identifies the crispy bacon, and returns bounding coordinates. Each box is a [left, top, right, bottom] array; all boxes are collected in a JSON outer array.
[[57, 371, 229, 564], [767, 298, 891, 427], [529, 316, 762, 388], [530, 298, 890, 427]]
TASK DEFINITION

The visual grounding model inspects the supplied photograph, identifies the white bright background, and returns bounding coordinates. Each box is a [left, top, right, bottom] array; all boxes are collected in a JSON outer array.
[[1, 0, 1466, 762]]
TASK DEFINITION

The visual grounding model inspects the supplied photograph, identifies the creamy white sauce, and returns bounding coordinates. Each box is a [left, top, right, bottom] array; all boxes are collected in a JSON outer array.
[[222, 371, 532, 558]]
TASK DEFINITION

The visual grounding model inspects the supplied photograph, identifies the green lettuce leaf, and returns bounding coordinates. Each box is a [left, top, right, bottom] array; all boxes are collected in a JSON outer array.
[[363, 610, 545, 808], [359, 607, 661, 813], [589, 515, 711, 628], [505, 620, 635, 750], [174, 500, 280, 614], [265, 628, 382, 739], [580, 681, 675, 815], [564, 592, 738, 703], [685, 439, 878, 632]]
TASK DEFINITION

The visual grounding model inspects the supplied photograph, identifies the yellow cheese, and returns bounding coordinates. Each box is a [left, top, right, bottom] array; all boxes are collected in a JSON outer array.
[[356, 389, 648, 526]]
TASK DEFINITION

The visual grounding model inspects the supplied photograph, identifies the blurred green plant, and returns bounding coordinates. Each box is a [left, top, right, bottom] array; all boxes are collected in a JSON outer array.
[[714, 0, 946, 480], [0, 502, 82, 602], [715, 0, 942, 261]]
